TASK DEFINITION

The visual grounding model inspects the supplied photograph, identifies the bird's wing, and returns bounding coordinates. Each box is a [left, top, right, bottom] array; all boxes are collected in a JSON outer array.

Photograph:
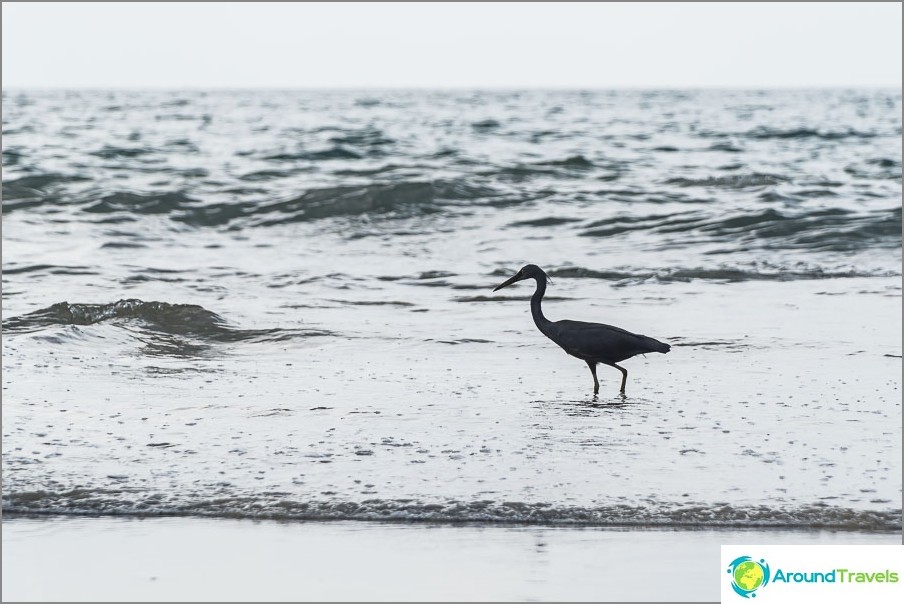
[[552, 320, 665, 361]]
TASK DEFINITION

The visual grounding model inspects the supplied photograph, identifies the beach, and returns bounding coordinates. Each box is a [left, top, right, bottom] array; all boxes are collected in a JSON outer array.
[[3, 516, 899, 602], [2, 88, 901, 600]]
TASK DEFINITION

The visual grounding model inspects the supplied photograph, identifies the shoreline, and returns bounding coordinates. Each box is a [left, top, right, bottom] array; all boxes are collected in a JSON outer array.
[[2, 509, 901, 533]]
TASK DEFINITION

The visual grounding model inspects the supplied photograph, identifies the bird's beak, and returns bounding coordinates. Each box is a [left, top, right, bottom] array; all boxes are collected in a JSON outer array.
[[493, 271, 524, 292]]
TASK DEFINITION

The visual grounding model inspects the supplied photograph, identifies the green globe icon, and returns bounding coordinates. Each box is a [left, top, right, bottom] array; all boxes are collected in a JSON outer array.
[[734, 561, 765, 591]]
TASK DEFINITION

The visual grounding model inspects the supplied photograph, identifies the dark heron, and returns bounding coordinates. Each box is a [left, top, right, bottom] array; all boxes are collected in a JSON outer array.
[[493, 264, 670, 395]]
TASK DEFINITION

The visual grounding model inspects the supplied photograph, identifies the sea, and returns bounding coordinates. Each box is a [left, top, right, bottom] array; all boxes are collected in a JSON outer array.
[[2, 88, 901, 531]]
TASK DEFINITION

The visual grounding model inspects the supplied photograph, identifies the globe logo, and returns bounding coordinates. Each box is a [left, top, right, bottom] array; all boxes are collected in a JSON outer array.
[[727, 556, 771, 598]]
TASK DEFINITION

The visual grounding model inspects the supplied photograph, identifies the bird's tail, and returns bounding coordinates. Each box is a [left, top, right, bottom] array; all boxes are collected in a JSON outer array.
[[647, 336, 670, 354]]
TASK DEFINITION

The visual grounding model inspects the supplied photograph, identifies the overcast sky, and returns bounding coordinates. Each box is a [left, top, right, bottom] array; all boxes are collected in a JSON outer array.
[[2, 2, 901, 88]]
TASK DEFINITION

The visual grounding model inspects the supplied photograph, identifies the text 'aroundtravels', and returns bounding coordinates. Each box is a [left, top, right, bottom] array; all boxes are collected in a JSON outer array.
[[772, 568, 899, 584]]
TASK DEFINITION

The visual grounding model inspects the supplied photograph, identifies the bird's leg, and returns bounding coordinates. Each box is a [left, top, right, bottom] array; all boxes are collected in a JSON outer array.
[[613, 363, 628, 394], [586, 361, 599, 395]]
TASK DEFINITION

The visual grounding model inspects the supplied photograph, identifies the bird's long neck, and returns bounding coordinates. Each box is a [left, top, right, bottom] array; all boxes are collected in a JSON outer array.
[[530, 276, 554, 336]]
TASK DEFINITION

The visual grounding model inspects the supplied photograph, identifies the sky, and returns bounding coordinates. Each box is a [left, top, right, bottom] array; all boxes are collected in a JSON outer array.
[[2, 2, 901, 89]]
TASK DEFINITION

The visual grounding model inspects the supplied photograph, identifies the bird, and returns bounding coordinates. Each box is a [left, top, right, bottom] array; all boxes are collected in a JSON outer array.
[[493, 264, 670, 395]]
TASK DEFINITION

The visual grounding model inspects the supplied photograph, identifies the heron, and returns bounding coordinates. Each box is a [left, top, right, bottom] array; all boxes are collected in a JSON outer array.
[[493, 264, 670, 395]]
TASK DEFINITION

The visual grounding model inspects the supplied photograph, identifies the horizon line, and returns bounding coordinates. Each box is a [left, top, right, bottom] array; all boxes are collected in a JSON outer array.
[[3, 84, 902, 92]]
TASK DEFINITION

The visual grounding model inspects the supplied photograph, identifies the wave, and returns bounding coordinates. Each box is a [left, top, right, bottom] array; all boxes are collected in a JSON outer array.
[[546, 264, 898, 284], [5, 173, 899, 260], [256, 128, 396, 162], [2, 299, 334, 345], [238, 168, 312, 182], [328, 126, 396, 149], [695, 127, 884, 141], [579, 206, 901, 253], [509, 216, 583, 227], [90, 145, 156, 159], [4, 180, 507, 226], [2, 147, 25, 166], [1, 263, 99, 276], [708, 142, 744, 152], [472, 119, 501, 131], [3, 490, 898, 530], [745, 127, 880, 141], [1, 173, 90, 210], [867, 157, 900, 169], [263, 146, 365, 162], [664, 173, 787, 188], [481, 158, 605, 182], [241, 181, 496, 224], [83, 191, 200, 216]]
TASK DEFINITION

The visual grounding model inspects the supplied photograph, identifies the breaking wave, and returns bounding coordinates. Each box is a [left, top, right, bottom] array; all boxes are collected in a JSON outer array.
[[2, 299, 334, 345], [3, 490, 899, 531]]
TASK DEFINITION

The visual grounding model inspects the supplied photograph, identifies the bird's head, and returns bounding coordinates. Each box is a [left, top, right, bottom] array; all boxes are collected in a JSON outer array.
[[493, 264, 550, 291]]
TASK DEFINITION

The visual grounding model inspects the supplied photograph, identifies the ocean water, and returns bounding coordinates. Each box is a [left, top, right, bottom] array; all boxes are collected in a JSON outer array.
[[2, 89, 901, 530]]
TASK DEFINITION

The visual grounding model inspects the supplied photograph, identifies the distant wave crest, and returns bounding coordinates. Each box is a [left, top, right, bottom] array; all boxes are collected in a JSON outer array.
[[545, 263, 898, 284], [578, 206, 901, 253], [3, 180, 507, 227]]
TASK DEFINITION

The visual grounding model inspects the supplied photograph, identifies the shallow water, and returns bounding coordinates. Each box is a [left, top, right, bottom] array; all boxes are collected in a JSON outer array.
[[2, 89, 901, 529]]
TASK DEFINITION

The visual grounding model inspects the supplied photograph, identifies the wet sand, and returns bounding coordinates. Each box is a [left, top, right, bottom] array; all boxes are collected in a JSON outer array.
[[2, 516, 899, 602]]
